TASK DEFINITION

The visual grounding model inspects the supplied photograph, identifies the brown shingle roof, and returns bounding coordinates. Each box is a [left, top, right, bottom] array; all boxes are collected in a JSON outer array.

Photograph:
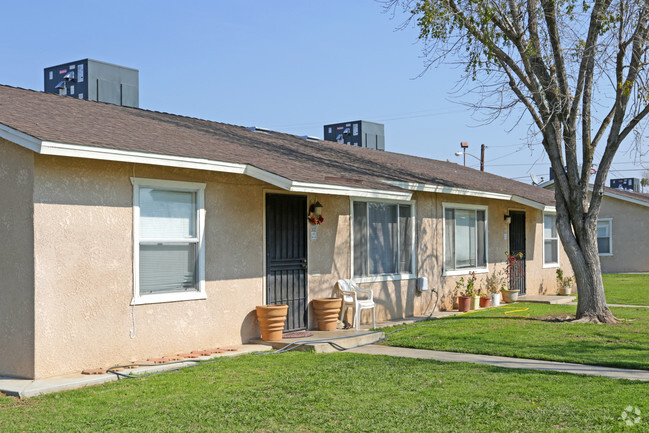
[[603, 187, 649, 205], [0, 84, 555, 205]]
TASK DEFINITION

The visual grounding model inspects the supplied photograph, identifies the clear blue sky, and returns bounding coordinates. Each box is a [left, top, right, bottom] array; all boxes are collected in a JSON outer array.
[[1, 1, 646, 184]]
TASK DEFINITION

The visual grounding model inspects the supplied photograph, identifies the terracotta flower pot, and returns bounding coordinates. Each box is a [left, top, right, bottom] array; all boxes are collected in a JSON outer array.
[[457, 295, 471, 312], [479, 296, 492, 308], [312, 297, 342, 331], [256, 304, 288, 341]]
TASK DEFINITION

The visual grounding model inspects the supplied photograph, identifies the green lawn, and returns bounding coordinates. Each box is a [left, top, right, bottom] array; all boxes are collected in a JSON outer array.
[[0, 352, 646, 432], [383, 303, 649, 370], [603, 273, 649, 305]]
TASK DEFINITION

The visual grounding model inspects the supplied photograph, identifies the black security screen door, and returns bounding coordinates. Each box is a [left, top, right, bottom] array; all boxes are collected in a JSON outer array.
[[509, 210, 527, 295], [265, 194, 308, 331]]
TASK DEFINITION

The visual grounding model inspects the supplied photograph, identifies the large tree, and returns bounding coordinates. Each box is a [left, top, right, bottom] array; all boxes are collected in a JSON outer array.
[[387, 0, 649, 323]]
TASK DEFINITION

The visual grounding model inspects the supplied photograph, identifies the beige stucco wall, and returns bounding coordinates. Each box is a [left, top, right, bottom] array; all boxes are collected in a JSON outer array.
[[0, 139, 35, 379], [598, 197, 649, 273], [307, 190, 571, 322], [418, 192, 571, 311], [23, 151, 573, 379], [32, 156, 267, 379]]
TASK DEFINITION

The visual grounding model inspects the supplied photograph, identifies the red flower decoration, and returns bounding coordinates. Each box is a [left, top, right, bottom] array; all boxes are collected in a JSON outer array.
[[308, 215, 324, 225]]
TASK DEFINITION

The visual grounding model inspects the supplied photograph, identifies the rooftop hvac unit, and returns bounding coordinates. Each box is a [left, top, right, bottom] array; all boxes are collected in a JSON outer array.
[[44, 59, 139, 108]]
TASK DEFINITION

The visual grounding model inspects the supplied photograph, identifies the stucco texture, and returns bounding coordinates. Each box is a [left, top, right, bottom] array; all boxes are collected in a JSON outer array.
[[9, 150, 573, 379], [418, 192, 570, 311], [0, 139, 35, 379], [598, 197, 649, 273], [32, 156, 266, 379]]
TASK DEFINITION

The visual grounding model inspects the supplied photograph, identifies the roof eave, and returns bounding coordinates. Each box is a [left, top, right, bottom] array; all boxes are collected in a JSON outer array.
[[2, 126, 412, 201], [386, 180, 551, 210]]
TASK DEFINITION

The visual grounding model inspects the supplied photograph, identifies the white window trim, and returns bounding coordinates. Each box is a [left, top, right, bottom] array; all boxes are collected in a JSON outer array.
[[542, 212, 560, 268], [131, 177, 207, 305], [442, 202, 489, 276], [350, 197, 417, 283], [597, 218, 613, 257]]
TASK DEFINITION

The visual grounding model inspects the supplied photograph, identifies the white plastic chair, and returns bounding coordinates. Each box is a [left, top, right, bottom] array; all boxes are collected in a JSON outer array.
[[337, 279, 376, 330]]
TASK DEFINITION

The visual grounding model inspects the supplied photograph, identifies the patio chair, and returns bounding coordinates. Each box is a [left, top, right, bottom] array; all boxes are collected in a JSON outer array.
[[337, 279, 376, 330]]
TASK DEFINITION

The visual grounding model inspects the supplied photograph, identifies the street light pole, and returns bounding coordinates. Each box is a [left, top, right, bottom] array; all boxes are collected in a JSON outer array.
[[455, 144, 486, 171]]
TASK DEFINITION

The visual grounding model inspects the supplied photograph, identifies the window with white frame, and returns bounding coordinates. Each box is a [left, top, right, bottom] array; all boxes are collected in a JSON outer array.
[[597, 219, 612, 255], [132, 178, 206, 304], [543, 214, 559, 266], [443, 204, 487, 273], [352, 200, 414, 278]]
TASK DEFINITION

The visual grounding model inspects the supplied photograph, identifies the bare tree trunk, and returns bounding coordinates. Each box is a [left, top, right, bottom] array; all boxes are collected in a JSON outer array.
[[572, 241, 617, 324], [555, 188, 617, 324]]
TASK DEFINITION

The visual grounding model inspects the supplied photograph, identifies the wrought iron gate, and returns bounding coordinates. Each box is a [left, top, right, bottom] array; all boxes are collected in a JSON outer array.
[[508, 211, 526, 295], [265, 194, 308, 331]]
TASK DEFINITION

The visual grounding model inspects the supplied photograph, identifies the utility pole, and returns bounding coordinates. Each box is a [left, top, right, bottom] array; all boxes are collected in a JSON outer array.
[[480, 144, 485, 172]]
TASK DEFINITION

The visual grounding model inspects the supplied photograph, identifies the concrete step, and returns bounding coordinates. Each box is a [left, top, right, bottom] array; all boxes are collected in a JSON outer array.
[[251, 329, 386, 353], [519, 295, 576, 304]]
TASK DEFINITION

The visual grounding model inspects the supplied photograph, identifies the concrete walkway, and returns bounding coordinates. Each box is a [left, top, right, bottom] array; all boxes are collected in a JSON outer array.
[[0, 344, 272, 398], [567, 302, 649, 308], [347, 345, 649, 381]]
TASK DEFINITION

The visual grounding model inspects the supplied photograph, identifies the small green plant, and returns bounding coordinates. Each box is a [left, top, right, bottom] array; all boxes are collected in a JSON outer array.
[[556, 268, 574, 288], [455, 272, 477, 297]]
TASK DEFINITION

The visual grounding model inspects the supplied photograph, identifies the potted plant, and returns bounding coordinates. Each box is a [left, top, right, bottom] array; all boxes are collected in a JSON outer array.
[[479, 288, 492, 308], [455, 277, 471, 312], [485, 270, 505, 307], [556, 268, 575, 295], [501, 252, 523, 303], [465, 272, 479, 310]]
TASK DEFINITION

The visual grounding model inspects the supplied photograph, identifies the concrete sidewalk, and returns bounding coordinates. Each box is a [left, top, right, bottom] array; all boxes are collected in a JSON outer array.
[[567, 302, 649, 308], [0, 344, 272, 398], [347, 345, 649, 381]]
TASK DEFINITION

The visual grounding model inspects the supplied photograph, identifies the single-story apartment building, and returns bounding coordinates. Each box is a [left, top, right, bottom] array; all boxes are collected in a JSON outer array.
[[0, 84, 571, 379], [540, 180, 649, 273]]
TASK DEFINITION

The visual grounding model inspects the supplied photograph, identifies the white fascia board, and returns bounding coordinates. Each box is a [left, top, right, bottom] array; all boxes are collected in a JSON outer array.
[[602, 191, 649, 208], [0, 123, 42, 152], [387, 180, 548, 209], [290, 181, 412, 200], [510, 195, 547, 210], [39, 141, 247, 174], [243, 165, 292, 190], [385, 180, 511, 201]]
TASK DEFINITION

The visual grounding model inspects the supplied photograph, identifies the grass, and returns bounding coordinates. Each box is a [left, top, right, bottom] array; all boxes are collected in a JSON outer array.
[[603, 273, 649, 305], [0, 352, 647, 432], [383, 303, 649, 370]]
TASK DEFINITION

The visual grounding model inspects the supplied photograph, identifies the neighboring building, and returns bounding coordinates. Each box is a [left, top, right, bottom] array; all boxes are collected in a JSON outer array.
[[44, 59, 139, 107], [540, 179, 649, 273], [597, 187, 649, 273], [0, 84, 569, 380]]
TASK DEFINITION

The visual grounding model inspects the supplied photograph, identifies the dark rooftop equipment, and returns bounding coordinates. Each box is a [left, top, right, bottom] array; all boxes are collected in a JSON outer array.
[[610, 178, 641, 192], [44, 59, 139, 108], [323, 120, 385, 151]]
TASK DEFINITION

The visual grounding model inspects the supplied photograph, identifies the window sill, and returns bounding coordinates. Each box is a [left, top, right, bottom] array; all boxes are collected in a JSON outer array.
[[352, 273, 417, 284], [131, 291, 207, 305], [443, 268, 489, 277], [543, 263, 560, 269], [599, 253, 613, 257]]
